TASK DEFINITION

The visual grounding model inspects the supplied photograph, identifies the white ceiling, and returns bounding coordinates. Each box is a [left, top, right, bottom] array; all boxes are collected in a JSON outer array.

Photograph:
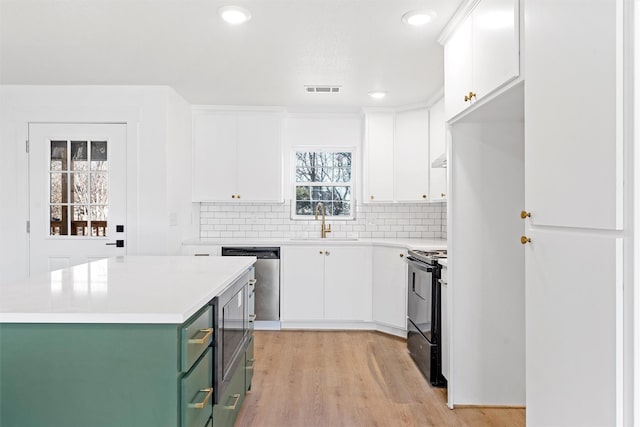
[[0, 0, 461, 108]]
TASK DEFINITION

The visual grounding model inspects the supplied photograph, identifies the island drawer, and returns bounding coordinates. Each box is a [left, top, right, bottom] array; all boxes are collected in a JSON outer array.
[[181, 347, 213, 427], [181, 306, 214, 372], [213, 355, 246, 427], [245, 335, 255, 393]]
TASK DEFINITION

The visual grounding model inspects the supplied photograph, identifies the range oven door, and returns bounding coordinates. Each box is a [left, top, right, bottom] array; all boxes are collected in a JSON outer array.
[[407, 318, 439, 385], [406, 257, 434, 341]]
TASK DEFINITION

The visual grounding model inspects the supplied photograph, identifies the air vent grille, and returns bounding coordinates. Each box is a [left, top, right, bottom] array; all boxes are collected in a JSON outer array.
[[305, 85, 341, 93]]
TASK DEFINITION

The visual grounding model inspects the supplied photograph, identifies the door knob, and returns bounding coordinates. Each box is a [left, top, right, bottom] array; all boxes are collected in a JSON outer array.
[[520, 236, 531, 245], [520, 210, 531, 219]]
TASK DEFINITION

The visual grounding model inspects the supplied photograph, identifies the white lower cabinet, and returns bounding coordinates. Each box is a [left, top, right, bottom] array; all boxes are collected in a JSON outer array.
[[281, 245, 372, 323], [371, 247, 407, 332]]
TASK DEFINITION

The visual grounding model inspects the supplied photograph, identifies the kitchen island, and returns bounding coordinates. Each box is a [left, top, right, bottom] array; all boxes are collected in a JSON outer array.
[[0, 256, 256, 427]]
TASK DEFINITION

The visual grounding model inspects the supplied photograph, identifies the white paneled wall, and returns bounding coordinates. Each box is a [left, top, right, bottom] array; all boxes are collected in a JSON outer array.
[[200, 202, 446, 240]]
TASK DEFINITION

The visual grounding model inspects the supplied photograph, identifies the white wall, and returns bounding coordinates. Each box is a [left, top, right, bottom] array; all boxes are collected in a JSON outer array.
[[0, 85, 194, 283], [283, 113, 363, 203]]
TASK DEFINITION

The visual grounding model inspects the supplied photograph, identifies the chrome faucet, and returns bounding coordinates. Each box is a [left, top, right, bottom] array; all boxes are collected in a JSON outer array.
[[314, 202, 332, 238]]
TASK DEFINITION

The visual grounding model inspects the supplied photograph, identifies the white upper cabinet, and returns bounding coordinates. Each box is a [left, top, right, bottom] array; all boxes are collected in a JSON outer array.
[[364, 108, 431, 203], [364, 113, 395, 202], [428, 98, 447, 201], [192, 110, 283, 202], [525, 0, 622, 230], [444, 16, 473, 120], [395, 109, 430, 202], [443, 0, 519, 120]]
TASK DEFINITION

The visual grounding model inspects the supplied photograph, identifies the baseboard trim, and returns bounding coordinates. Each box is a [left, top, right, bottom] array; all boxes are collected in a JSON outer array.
[[279, 320, 407, 337], [454, 404, 526, 409]]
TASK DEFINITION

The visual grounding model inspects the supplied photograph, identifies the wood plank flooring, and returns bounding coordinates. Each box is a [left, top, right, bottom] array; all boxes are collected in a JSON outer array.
[[235, 331, 525, 427]]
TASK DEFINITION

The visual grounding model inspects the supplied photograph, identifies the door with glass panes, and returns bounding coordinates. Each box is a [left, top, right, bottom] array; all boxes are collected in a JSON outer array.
[[28, 123, 127, 275]]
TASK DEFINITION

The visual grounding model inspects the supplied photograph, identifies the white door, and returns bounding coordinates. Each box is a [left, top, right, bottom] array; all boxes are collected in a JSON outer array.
[[29, 123, 127, 275], [324, 246, 372, 321], [281, 246, 325, 321], [364, 113, 395, 202], [395, 108, 429, 202]]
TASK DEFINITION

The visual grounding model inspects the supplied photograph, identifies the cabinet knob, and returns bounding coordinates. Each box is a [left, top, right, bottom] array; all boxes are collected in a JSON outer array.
[[325, 251, 330, 256], [441, 193, 446, 198], [399, 253, 404, 258], [422, 194, 427, 199], [520, 210, 531, 219], [319, 251, 324, 255], [464, 91, 477, 102], [521, 236, 531, 245], [370, 195, 374, 200], [231, 195, 236, 199], [237, 194, 241, 199]]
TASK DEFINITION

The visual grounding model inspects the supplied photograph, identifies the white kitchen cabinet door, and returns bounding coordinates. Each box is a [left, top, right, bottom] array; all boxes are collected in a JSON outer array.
[[324, 246, 372, 321], [444, 15, 473, 120], [525, 0, 622, 230], [471, 0, 519, 100], [372, 247, 407, 330], [236, 113, 282, 202], [192, 113, 237, 201], [395, 109, 430, 202], [428, 99, 447, 201], [281, 246, 325, 321], [365, 113, 395, 202], [525, 229, 620, 427]]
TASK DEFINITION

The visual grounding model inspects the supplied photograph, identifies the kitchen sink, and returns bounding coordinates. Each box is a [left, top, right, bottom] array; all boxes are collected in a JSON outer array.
[[288, 237, 359, 242]]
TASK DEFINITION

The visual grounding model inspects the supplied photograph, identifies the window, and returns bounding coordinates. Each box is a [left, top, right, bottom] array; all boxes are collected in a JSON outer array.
[[49, 140, 109, 236], [293, 150, 354, 218]]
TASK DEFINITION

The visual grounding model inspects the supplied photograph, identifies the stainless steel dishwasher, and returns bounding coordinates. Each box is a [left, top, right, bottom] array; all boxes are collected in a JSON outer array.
[[221, 247, 280, 322]]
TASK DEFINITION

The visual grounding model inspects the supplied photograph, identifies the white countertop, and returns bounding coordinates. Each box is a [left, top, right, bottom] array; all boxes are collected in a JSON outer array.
[[0, 256, 255, 324], [183, 237, 447, 251], [439, 259, 448, 267]]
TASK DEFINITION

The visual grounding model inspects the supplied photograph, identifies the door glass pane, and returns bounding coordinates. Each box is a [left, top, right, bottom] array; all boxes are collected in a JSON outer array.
[[90, 141, 108, 170], [70, 173, 89, 204], [91, 205, 108, 221], [50, 141, 67, 171], [50, 173, 67, 203], [50, 205, 68, 236], [70, 141, 88, 171], [90, 173, 108, 204]]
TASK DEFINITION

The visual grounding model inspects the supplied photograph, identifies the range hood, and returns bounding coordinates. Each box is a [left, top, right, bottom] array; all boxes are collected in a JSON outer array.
[[431, 152, 447, 168]]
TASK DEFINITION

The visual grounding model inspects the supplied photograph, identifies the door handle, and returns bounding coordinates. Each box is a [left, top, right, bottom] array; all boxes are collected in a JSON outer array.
[[105, 240, 124, 248]]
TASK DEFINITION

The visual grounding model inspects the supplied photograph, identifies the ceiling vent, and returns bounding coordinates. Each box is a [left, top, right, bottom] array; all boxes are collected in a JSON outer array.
[[305, 85, 341, 94]]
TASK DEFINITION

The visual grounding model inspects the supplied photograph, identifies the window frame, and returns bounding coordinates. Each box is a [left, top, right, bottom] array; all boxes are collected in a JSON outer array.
[[290, 146, 356, 220]]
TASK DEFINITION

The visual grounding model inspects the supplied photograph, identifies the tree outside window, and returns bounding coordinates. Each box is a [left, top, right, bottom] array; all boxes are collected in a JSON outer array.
[[294, 150, 353, 218]]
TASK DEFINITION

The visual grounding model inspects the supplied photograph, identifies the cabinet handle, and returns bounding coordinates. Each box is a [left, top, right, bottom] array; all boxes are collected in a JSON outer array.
[[464, 91, 477, 102], [441, 193, 446, 198], [188, 328, 213, 344], [422, 194, 427, 199], [237, 194, 241, 199], [231, 195, 236, 199], [520, 210, 531, 219], [188, 388, 213, 409], [370, 195, 374, 200], [521, 236, 531, 245], [249, 279, 257, 285], [319, 251, 324, 255], [224, 394, 241, 411], [399, 253, 404, 258], [246, 358, 255, 370], [325, 251, 330, 256]]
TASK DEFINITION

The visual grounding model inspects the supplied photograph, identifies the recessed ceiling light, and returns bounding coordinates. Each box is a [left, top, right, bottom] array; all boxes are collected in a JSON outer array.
[[402, 10, 437, 26], [218, 6, 252, 25], [368, 91, 387, 99]]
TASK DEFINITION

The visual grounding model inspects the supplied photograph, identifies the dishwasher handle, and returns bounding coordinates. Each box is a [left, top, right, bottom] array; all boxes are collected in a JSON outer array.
[[221, 247, 280, 259]]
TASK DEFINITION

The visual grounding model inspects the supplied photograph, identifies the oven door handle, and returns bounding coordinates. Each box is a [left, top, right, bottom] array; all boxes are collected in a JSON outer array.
[[404, 256, 434, 273]]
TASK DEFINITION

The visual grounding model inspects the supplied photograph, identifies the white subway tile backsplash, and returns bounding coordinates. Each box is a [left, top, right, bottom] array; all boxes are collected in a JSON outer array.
[[199, 201, 446, 240]]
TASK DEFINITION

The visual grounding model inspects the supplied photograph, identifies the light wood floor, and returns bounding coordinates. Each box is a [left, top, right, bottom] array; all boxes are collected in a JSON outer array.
[[235, 331, 525, 427]]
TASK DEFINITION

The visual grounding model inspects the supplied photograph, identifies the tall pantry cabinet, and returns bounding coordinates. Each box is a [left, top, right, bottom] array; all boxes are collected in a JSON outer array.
[[524, 1, 631, 426]]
